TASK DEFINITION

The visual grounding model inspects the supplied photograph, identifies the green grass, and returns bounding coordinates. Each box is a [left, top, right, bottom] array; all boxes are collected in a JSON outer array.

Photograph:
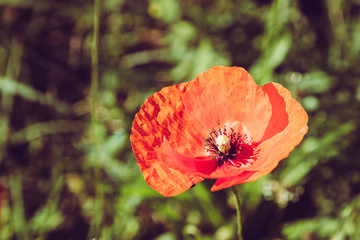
[[1, 0, 360, 239]]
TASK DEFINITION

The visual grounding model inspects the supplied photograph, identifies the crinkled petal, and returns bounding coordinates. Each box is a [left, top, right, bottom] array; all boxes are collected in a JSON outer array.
[[130, 82, 206, 196], [183, 66, 272, 141], [246, 83, 308, 172]]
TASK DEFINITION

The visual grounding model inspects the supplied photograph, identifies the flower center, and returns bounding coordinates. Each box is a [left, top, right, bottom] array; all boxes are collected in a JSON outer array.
[[204, 124, 258, 168], [215, 135, 231, 154]]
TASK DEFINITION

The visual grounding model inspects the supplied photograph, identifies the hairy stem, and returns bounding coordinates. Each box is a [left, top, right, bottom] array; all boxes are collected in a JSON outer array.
[[232, 186, 243, 240]]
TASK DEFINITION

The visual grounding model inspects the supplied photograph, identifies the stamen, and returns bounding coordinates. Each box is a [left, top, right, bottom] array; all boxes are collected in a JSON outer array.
[[204, 124, 258, 168]]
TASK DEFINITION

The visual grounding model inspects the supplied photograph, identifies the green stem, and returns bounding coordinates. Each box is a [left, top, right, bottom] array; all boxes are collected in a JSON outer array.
[[232, 186, 243, 240], [9, 171, 29, 240], [0, 37, 23, 164], [90, 0, 100, 118], [89, 0, 102, 238]]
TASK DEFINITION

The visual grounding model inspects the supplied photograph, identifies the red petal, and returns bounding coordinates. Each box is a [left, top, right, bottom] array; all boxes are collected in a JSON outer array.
[[160, 140, 218, 177], [210, 83, 308, 191], [260, 83, 289, 142], [160, 139, 251, 179], [183, 66, 272, 142], [131, 82, 205, 196], [247, 83, 308, 172], [211, 171, 259, 191]]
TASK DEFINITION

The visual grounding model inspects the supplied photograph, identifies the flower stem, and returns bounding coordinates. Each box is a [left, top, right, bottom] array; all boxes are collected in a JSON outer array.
[[232, 186, 243, 240], [88, 0, 102, 237]]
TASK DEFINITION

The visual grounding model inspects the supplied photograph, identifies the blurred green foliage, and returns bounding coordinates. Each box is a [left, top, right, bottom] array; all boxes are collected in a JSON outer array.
[[0, 0, 360, 239]]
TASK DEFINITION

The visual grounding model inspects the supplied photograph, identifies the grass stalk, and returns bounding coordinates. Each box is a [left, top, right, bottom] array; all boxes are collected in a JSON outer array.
[[88, 0, 103, 238]]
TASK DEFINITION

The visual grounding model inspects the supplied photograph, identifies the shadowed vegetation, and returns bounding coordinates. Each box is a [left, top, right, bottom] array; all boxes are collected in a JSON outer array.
[[1, 0, 360, 239]]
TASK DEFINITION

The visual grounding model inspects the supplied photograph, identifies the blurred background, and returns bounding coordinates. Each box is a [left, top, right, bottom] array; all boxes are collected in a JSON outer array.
[[0, 0, 360, 239]]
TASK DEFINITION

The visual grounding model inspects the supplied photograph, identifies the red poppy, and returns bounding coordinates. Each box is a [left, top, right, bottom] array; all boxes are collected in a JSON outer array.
[[131, 66, 308, 197]]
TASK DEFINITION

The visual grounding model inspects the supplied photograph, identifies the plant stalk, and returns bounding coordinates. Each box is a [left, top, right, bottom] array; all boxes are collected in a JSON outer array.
[[89, 0, 103, 237], [232, 186, 243, 240]]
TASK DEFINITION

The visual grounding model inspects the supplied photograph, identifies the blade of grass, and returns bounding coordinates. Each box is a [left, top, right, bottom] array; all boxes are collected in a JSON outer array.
[[0, 37, 23, 164], [88, 0, 103, 238], [9, 171, 29, 240]]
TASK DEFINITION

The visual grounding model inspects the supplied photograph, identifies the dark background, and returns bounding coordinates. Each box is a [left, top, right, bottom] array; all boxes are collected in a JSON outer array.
[[1, 0, 360, 239]]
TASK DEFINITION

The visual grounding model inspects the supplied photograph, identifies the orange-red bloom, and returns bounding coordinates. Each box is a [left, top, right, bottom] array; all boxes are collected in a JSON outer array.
[[131, 66, 308, 196]]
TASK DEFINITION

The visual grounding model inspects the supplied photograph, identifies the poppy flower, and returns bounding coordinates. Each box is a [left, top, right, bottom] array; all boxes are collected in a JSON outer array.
[[130, 66, 308, 197]]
